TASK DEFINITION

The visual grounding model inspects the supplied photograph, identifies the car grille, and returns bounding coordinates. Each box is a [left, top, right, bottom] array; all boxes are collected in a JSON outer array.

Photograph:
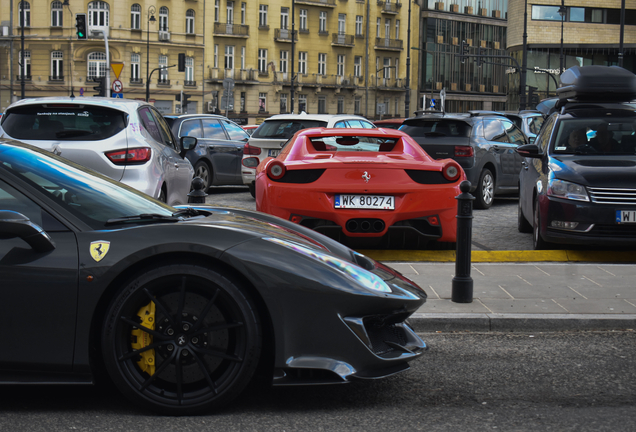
[[366, 323, 408, 356], [588, 187, 636, 205], [589, 224, 636, 238]]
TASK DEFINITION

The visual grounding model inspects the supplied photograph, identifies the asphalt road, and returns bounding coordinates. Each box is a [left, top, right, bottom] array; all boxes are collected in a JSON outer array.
[[1, 331, 634, 431]]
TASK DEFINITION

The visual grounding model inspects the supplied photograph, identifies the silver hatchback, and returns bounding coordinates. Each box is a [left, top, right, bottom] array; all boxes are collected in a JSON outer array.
[[0, 97, 195, 206]]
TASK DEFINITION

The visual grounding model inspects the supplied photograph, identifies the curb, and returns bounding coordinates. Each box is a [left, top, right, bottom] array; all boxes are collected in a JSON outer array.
[[362, 250, 636, 263], [408, 313, 636, 333]]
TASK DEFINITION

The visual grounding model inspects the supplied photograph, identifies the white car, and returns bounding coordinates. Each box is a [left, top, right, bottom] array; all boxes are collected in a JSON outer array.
[[0, 97, 195, 206], [241, 113, 376, 197]]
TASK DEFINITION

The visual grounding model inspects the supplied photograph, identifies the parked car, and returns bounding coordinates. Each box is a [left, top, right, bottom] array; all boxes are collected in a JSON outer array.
[[399, 111, 528, 209], [164, 114, 249, 191], [242, 113, 376, 197], [253, 127, 465, 249], [242, 124, 259, 135], [373, 118, 406, 129], [500, 111, 545, 143], [0, 97, 194, 206], [0, 138, 427, 415], [517, 65, 636, 249]]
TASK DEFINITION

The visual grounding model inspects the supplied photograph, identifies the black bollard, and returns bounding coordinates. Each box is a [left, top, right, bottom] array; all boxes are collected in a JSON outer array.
[[452, 180, 474, 303], [187, 177, 208, 204]]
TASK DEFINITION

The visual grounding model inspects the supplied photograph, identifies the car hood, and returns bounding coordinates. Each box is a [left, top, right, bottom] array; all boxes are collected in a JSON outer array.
[[550, 155, 636, 187]]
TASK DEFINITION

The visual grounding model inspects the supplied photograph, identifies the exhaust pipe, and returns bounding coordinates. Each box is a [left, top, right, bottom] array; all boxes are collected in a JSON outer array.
[[346, 220, 359, 232], [373, 220, 385, 232]]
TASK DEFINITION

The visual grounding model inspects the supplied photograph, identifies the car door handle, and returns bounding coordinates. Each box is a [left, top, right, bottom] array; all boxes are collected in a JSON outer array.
[[492, 145, 500, 150], [174, 163, 179, 168], [521, 161, 528, 170]]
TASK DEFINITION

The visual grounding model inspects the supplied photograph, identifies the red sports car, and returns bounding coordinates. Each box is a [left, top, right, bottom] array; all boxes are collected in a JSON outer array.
[[252, 128, 465, 249]]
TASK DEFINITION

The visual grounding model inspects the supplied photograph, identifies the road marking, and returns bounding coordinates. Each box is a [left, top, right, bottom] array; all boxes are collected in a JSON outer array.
[[597, 266, 616, 276], [427, 285, 440, 299], [517, 275, 533, 285], [551, 299, 570, 312], [582, 275, 602, 287], [567, 286, 588, 299], [534, 265, 550, 276], [624, 299, 636, 308], [499, 285, 515, 299], [472, 265, 485, 276]]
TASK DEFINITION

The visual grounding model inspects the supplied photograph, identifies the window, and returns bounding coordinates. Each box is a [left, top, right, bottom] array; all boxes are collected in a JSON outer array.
[[298, 94, 307, 113], [225, 45, 235, 70], [51, 1, 63, 27], [281, 7, 289, 29], [395, 19, 400, 39], [227, 1, 234, 24], [131, 53, 140, 81], [383, 58, 391, 78], [337, 97, 344, 114], [214, 0, 220, 22], [385, 19, 390, 38], [354, 97, 361, 114], [159, 7, 168, 31], [337, 55, 345, 76], [355, 16, 363, 36], [531, 5, 563, 21], [185, 57, 194, 82], [186, 9, 195, 34], [300, 9, 307, 31], [88, 1, 109, 28], [51, 51, 63, 79], [259, 5, 268, 27], [19, 1, 31, 27], [241, 3, 246, 24], [240, 92, 246, 112], [338, 14, 346, 34], [319, 11, 327, 33], [241, 46, 245, 69], [258, 49, 267, 73], [259, 92, 267, 113], [87, 52, 106, 79], [158, 55, 168, 82], [376, 18, 381, 37], [280, 50, 288, 73], [354, 56, 362, 77], [130, 4, 140, 29], [298, 52, 307, 75], [318, 53, 326, 75], [570, 7, 585, 22], [214, 45, 219, 68], [280, 93, 288, 113], [318, 96, 326, 114]]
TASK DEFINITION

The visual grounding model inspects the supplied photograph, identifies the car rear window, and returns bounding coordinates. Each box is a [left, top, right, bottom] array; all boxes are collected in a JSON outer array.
[[310, 136, 398, 152], [252, 120, 328, 139], [399, 119, 471, 138], [2, 105, 127, 141]]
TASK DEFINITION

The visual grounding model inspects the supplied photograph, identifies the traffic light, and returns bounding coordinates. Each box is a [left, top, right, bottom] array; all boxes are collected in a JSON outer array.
[[528, 86, 539, 107], [175, 93, 181, 102], [478, 47, 485, 67], [178, 53, 186, 72], [182, 93, 191, 112], [93, 76, 106, 97], [460, 40, 468, 64], [75, 13, 87, 40]]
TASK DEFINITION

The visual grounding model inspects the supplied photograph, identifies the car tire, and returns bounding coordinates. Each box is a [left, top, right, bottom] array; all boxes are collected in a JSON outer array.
[[102, 263, 262, 415], [474, 168, 495, 209], [518, 197, 533, 233], [158, 186, 167, 203], [194, 161, 211, 191], [248, 182, 256, 199], [532, 199, 549, 250]]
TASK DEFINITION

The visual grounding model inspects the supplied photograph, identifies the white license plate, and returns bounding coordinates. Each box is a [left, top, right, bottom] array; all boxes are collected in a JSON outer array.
[[268, 149, 280, 157], [616, 210, 636, 223], [335, 195, 394, 210]]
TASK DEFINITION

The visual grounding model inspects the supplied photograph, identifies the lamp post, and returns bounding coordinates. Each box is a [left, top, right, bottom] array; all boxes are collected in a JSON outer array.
[[520, 0, 528, 110], [404, 0, 412, 118], [146, 5, 156, 102], [558, 0, 566, 73], [62, 0, 74, 97], [19, 0, 25, 99], [375, 65, 396, 120]]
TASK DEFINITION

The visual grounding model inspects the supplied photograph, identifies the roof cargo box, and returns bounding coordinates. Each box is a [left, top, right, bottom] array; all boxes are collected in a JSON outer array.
[[557, 66, 636, 102]]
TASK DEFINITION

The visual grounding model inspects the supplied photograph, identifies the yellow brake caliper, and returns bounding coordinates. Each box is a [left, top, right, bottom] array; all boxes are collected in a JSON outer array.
[[131, 301, 156, 375]]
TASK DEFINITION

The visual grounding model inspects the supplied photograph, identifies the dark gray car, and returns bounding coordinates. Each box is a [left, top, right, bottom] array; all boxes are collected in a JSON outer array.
[[165, 114, 250, 191], [399, 111, 528, 209]]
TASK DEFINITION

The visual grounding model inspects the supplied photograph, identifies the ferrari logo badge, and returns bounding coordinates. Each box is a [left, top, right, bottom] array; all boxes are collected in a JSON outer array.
[[362, 171, 371, 183], [90, 241, 111, 262]]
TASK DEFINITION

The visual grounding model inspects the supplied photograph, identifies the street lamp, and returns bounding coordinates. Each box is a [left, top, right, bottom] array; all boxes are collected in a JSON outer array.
[[62, 0, 75, 97], [146, 5, 156, 102], [375, 65, 396, 120], [558, 1, 566, 73]]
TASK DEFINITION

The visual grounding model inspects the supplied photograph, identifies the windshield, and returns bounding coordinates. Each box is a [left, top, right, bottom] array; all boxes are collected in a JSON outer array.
[[251, 120, 328, 139], [552, 117, 636, 155], [2, 105, 127, 141], [0, 143, 174, 229], [399, 119, 471, 138], [310, 136, 399, 152]]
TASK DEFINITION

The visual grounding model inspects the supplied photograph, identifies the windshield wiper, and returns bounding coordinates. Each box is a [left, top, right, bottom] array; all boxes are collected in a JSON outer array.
[[171, 208, 210, 218], [105, 213, 181, 226]]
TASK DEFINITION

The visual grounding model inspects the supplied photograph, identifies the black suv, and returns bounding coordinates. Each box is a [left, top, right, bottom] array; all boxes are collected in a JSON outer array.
[[516, 65, 636, 249], [399, 111, 528, 208]]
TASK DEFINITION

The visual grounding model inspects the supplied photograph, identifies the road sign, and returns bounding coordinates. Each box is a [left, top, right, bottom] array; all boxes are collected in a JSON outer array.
[[111, 63, 124, 80], [221, 96, 234, 111], [112, 80, 123, 93], [223, 78, 235, 91], [112, 93, 124, 98]]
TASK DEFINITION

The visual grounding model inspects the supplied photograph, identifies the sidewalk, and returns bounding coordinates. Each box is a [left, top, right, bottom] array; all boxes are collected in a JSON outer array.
[[378, 259, 636, 333]]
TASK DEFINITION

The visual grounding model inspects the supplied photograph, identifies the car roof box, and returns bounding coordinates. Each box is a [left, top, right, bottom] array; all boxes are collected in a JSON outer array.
[[557, 66, 636, 102]]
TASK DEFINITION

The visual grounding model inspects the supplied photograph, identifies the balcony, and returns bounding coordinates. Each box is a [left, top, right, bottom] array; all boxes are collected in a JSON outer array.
[[130, 78, 144, 85], [332, 33, 354, 47], [213, 22, 249, 38], [157, 79, 171, 86], [294, 0, 336, 7], [49, 75, 64, 81], [16, 75, 32, 81], [375, 37, 403, 51], [274, 28, 298, 42], [184, 80, 197, 87], [208, 68, 258, 83], [378, 1, 399, 14]]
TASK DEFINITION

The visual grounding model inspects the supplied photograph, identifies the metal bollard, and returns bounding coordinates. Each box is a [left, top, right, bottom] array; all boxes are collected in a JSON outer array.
[[452, 180, 474, 303], [187, 177, 208, 204]]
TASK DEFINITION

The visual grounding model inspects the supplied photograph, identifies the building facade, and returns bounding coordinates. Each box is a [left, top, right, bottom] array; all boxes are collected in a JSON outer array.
[[0, 0, 420, 123]]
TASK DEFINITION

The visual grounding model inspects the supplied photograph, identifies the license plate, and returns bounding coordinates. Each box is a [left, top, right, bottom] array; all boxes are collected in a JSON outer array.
[[335, 195, 394, 210], [268, 149, 280, 157], [616, 210, 636, 223]]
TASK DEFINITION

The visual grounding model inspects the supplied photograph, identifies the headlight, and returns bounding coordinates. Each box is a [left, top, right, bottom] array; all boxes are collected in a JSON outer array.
[[264, 238, 391, 293], [547, 179, 589, 202]]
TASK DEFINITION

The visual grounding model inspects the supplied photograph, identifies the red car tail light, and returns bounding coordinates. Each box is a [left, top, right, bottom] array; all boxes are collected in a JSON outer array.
[[243, 143, 262, 155], [267, 160, 286, 180], [428, 216, 440, 226], [105, 148, 151, 165], [454, 146, 474, 157], [242, 157, 259, 168], [442, 161, 462, 181]]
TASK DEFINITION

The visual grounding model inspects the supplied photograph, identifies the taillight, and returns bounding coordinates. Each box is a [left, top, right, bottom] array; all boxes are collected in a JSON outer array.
[[105, 148, 151, 165], [242, 157, 259, 168], [267, 160, 286, 180], [454, 146, 474, 157], [442, 161, 462, 181], [243, 143, 262, 155]]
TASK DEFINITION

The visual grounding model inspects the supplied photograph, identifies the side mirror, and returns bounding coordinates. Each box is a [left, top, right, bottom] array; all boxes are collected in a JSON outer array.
[[528, 136, 536, 144], [516, 144, 541, 158], [0, 210, 56, 252], [180, 136, 197, 157]]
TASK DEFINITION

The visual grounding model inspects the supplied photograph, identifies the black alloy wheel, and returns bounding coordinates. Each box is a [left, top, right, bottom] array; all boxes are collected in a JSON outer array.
[[518, 197, 532, 233], [159, 186, 167, 203], [248, 182, 256, 199], [474, 168, 494, 209], [194, 161, 211, 191], [532, 199, 549, 250], [102, 264, 262, 415]]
